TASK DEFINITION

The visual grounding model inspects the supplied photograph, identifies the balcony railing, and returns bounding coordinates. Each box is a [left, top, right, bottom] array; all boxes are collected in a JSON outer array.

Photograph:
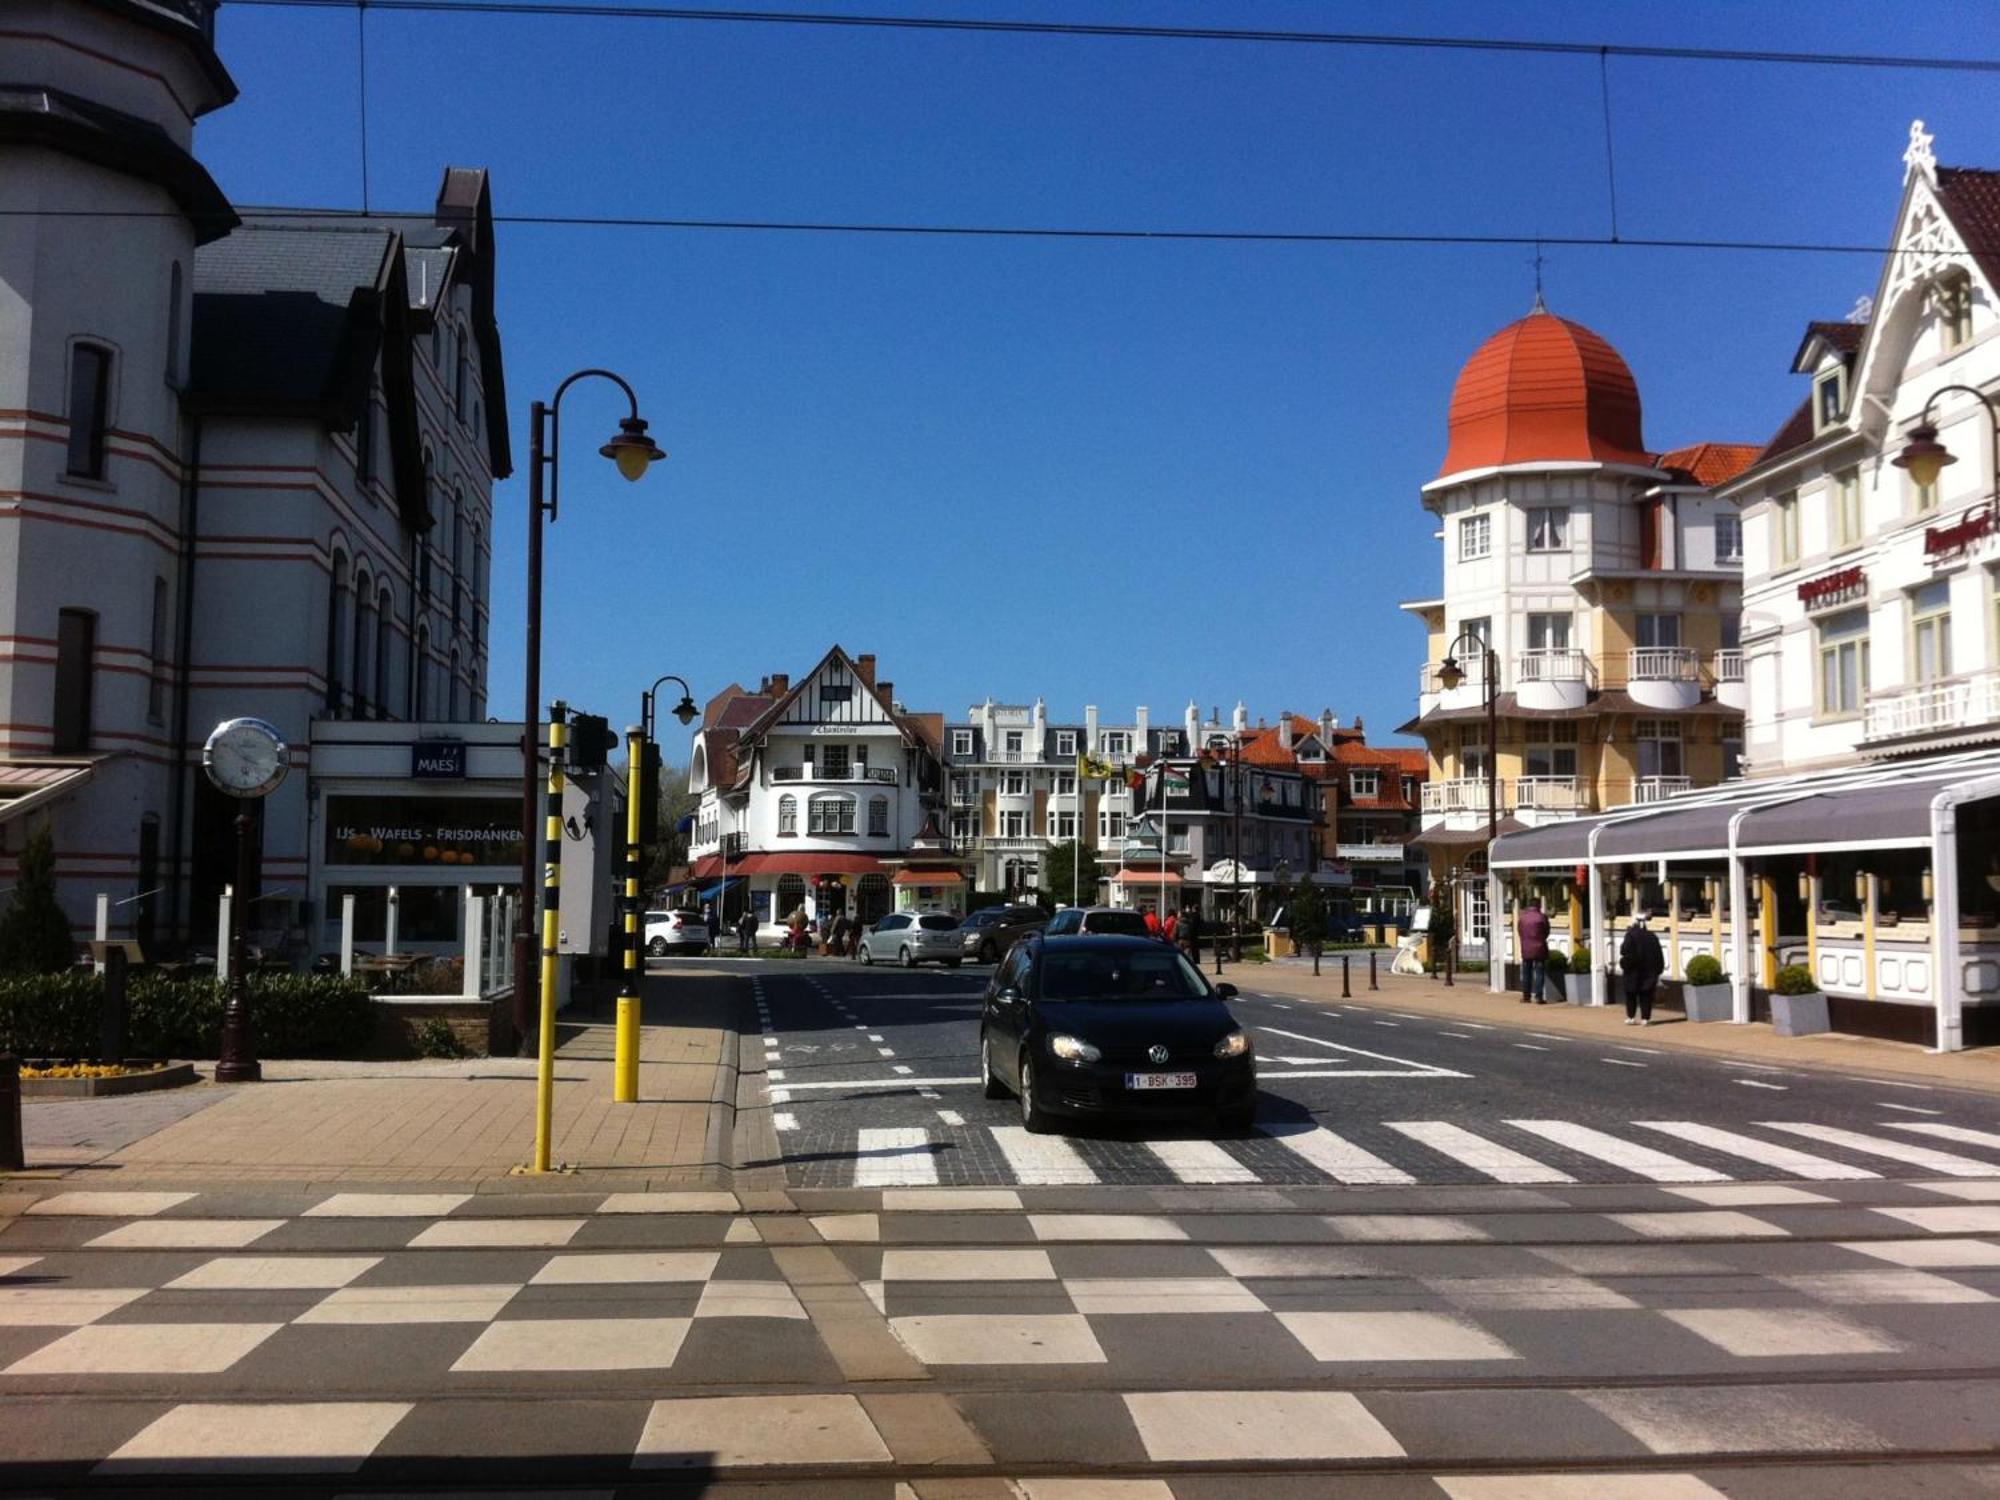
[[772, 766, 898, 784], [1714, 649, 1745, 683], [1627, 646, 1700, 682], [1336, 842, 1410, 862], [1630, 775, 1693, 804], [1516, 648, 1593, 685], [950, 789, 978, 806], [1515, 775, 1590, 812], [1421, 778, 1502, 815], [1865, 671, 2000, 742], [1419, 656, 1492, 696]]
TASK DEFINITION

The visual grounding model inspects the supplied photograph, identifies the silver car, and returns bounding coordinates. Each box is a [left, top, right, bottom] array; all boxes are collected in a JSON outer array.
[[859, 911, 964, 968]]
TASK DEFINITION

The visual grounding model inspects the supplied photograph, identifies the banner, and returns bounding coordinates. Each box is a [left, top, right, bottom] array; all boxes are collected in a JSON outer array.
[[1077, 752, 1116, 781]]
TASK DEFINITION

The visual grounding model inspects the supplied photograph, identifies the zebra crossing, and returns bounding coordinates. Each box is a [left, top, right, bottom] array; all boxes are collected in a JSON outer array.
[[786, 1113, 2000, 1189]]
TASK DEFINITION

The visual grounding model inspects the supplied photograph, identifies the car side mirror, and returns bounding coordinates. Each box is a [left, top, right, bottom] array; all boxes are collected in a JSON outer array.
[[997, 986, 1022, 1005], [1216, 982, 1239, 1000]]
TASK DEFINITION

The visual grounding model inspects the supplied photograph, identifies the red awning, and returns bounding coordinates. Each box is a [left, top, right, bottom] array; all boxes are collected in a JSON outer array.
[[1112, 869, 1183, 886], [892, 868, 964, 886]]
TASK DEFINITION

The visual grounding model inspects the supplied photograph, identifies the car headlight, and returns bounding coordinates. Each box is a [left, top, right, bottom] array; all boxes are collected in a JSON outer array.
[[1048, 1034, 1101, 1063], [1213, 1030, 1251, 1059]]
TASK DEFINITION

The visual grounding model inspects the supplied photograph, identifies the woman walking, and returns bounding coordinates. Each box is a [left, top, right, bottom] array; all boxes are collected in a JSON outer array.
[[1619, 915, 1665, 1026]]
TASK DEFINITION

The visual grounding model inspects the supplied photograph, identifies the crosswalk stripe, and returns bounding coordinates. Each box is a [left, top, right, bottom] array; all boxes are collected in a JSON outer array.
[[1261, 1124, 1414, 1185], [1143, 1139, 1258, 1184], [1765, 1122, 2000, 1177], [853, 1128, 938, 1187], [1385, 1121, 1575, 1184], [990, 1125, 1100, 1185], [1633, 1122, 1878, 1180], [1883, 1121, 2000, 1154], [1506, 1120, 1728, 1183]]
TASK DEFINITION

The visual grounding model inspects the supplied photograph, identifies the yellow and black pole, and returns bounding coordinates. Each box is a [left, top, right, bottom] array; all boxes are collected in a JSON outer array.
[[532, 701, 569, 1173], [615, 723, 645, 1102]]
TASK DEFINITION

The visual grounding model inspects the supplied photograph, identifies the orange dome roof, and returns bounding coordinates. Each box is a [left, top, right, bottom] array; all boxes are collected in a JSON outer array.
[[1438, 309, 1652, 479]]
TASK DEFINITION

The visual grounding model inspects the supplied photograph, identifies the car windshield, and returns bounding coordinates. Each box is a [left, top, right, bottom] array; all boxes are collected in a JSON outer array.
[[917, 915, 959, 931], [967, 910, 1000, 926], [1082, 911, 1150, 937], [1039, 947, 1209, 1001]]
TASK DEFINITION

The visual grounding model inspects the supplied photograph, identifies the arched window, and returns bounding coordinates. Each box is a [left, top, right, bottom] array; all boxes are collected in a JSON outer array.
[[809, 795, 855, 835], [775, 874, 806, 919], [375, 587, 394, 719], [777, 795, 797, 835], [352, 567, 373, 716], [413, 623, 430, 719], [448, 646, 463, 720], [326, 550, 349, 714], [450, 488, 465, 629], [166, 263, 184, 386], [465, 520, 481, 650], [856, 873, 891, 923], [868, 796, 889, 836], [454, 322, 470, 412], [66, 342, 112, 479]]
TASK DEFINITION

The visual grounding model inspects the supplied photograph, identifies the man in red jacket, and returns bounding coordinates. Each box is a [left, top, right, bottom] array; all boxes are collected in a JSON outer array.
[[1516, 898, 1552, 1004]]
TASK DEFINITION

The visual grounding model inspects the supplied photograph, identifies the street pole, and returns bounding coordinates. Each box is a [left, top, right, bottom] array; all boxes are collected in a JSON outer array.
[[532, 704, 569, 1172], [214, 810, 260, 1083], [614, 723, 644, 1103], [1485, 643, 1499, 976], [1231, 739, 1243, 962]]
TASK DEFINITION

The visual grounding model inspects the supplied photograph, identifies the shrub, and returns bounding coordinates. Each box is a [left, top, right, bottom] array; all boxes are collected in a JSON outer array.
[[1569, 942, 1591, 972], [0, 824, 78, 975], [1774, 963, 1819, 997], [412, 1015, 471, 1059], [1543, 948, 1570, 978], [0, 971, 375, 1059], [1684, 954, 1725, 986], [381, 957, 464, 995]]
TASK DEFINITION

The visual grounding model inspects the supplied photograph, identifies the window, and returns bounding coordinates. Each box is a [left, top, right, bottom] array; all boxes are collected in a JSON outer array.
[[1458, 512, 1492, 561], [1636, 613, 1682, 649], [1458, 722, 1488, 778], [1055, 730, 1076, 757], [1832, 468, 1862, 550], [354, 388, 376, 491], [1055, 772, 1076, 795], [454, 325, 470, 411], [868, 796, 889, 836], [1001, 809, 1028, 838], [1715, 511, 1743, 562], [375, 588, 393, 718], [1526, 613, 1572, 651], [147, 577, 168, 725], [1004, 730, 1024, 755], [166, 263, 184, 387], [1001, 770, 1027, 796], [412, 623, 429, 719], [1350, 769, 1379, 798], [809, 795, 855, 834], [1817, 608, 1870, 716], [1099, 809, 1127, 840], [1911, 579, 1952, 684], [66, 343, 111, 478], [52, 608, 95, 751], [326, 551, 349, 713], [776, 874, 806, 916], [1814, 367, 1846, 431], [1401, 775, 1417, 803], [1523, 721, 1579, 778], [1166, 822, 1190, 854], [819, 683, 852, 705], [952, 729, 973, 756], [450, 491, 465, 628], [777, 795, 797, 834], [1459, 616, 1491, 647], [1102, 731, 1131, 755], [950, 812, 977, 842], [1774, 492, 1800, 566], [1635, 719, 1683, 778], [1722, 613, 1742, 651], [1526, 507, 1568, 551], [1938, 270, 1974, 352], [820, 744, 851, 780], [1050, 810, 1077, 839], [1722, 736, 1743, 780]]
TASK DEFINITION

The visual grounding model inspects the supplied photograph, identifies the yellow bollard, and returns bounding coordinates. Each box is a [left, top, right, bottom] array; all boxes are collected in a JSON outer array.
[[615, 724, 644, 1103], [533, 709, 569, 1174]]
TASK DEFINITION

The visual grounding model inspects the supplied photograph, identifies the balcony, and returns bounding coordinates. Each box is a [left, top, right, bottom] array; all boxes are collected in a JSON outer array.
[[1629, 775, 1693, 804], [1713, 648, 1748, 711], [1516, 648, 1593, 712], [772, 766, 898, 785], [1626, 646, 1701, 712], [1336, 842, 1410, 863], [1514, 776, 1590, 812], [1417, 654, 1493, 717], [1865, 671, 2000, 745], [1421, 778, 1503, 817], [950, 788, 978, 806]]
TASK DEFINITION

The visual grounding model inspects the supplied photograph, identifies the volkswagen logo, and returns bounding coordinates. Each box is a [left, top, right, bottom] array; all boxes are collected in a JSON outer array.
[[1147, 1044, 1170, 1065]]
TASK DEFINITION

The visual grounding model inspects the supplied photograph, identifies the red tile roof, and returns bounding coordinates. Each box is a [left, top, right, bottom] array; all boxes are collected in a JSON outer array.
[[1655, 442, 1762, 488], [1753, 396, 1816, 469], [1439, 310, 1652, 479], [1936, 166, 2000, 294]]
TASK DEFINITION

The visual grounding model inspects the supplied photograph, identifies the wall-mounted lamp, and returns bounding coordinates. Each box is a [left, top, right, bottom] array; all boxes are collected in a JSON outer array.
[[1797, 870, 1812, 904], [1855, 870, 1870, 904], [1922, 867, 1935, 905]]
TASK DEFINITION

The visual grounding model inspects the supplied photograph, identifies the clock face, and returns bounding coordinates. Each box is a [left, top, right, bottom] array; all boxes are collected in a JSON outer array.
[[203, 718, 290, 799]]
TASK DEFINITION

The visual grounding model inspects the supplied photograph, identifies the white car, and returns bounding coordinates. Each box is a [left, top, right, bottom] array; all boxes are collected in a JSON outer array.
[[644, 910, 710, 956], [859, 911, 963, 968]]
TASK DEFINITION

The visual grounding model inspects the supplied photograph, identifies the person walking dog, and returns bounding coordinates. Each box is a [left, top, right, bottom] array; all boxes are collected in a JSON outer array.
[[1516, 897, 1551, 1004], [1620, 914, 1665, 1025]]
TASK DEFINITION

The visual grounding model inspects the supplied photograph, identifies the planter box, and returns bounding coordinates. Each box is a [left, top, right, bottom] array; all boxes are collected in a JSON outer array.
[[21, 1062, 197, 1099], [1565, 972, 1597, 1005], [1771, 990, 1831, 1037], [1682, 982, 1734, 1023]]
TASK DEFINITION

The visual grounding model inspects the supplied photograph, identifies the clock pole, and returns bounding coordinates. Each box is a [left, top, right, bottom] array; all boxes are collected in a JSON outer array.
[[214, 807, 261, 1083]]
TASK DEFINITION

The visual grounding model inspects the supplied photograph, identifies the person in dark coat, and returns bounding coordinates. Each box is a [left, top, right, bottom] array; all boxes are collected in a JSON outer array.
[[1180, 906, 1204, 965], [1516, 898, 1552, 1004], [1619, 915, 1666, 1025]]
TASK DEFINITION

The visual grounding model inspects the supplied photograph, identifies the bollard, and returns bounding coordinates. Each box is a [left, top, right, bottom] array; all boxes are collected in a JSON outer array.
[[1369, 950, 1379, 991], [1341, 953, 1351, 999], [101, 946, 129, 1066], [0, 1055, 21, 1172]]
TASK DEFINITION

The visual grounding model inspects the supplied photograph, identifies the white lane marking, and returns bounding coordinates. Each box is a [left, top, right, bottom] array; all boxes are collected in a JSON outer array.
[[1268, 1003, 1292, 1010], [1765, 1122, 2000, 1177], [774, 1112, 798, 1132], [854, 1127, 939, 1186], [1439, 1031, 1475, 1039], [1390, 1013, 1424, 1021], [1261, 1123, 1414, 1185], [767, 1070, 786, 1082], [1615, 1046, 1663, 1056], [1254, 1027, 1469, 1078], [1372, 1021, 1400, 1028], [1507, 1120, 1728, 1183], [854, 1025, 868, 1031], [867, 1034, 885, 1042], [1885, 1122, 2000, 1153], [1634, 1121, 1878, 1181], [1250, 1069, 1475, 1079], [937, 1110, 965, 1127], [769, 1089, 791, 1103], [1385, 1121, 1574, 1185], [1529, 1033, 1572, 1043], [1515, 1044, 1550, 1052], [917, 1088, 940, 1100], [1736, 1080, 1788, 1091], [1457, 1023, 1495, 1031], [1145, 1139, 1258, 1184], [1879, 1102, 1944, 1116], [1601, 1058, 1646, 1068], [990, 1125, 1100, 1185], [878, 1049, 897, 1058], [775, 1077, 981, 1091], [1731, 1063, 1786, 1073], [892, 1065, 914, 1076], [1861, 1078, 1935, 1091]]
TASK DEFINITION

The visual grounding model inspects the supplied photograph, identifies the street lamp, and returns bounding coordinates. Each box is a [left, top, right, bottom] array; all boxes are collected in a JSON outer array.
[[642, 673, 700, 743], [1893, 383, 1998, 495], [514, 370, 665, 1054], [614, 673, 699, 1103], [1436, 628, 1500, 971]]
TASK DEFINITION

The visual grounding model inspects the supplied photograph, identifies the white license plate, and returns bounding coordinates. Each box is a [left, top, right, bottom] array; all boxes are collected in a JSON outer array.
[[1125, 1071, 1199, 1091]]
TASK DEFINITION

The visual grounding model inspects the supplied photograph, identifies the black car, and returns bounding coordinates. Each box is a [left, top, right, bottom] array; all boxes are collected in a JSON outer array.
[[959, 903, 1048, 964], [979, 934, 1256, 1135]]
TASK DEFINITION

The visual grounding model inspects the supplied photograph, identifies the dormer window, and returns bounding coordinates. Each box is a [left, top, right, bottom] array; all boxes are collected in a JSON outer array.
[[1814, 367, 1847, 432], [1938, 270, 1974, 353]]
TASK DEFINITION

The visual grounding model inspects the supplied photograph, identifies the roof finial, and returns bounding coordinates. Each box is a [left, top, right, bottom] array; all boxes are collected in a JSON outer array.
[[1904, 119, 1936, 183], [1529, 238, 1547, 313]]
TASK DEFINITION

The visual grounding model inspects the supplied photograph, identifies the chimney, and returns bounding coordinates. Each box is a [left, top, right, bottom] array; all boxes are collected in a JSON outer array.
[[767, 673, 789, 696], [1232, 701, 1248, 733], [1278, 717, 1294, 750], [1320, 709, 1337, 743], [854, 654, 877, 689], [1184, 700, 1199, 748], [877, 681, 894, 708], [1085, 704, 1099, 750], [1135, 705, 1150, 751], [1031, 696, 1046, 743]]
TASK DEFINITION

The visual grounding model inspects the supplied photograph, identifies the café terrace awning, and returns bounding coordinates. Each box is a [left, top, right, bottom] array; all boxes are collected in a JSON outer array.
[[0, 758, 100, 826], [1489, 748, 2000, 869]]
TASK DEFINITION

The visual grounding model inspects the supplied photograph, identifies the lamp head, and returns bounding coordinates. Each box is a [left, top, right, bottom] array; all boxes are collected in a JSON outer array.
[[1437, 655, 1465, 691], [672, 693, 699, 726], [1892, 421, 1955, 490], [600, 415, 666, 482]]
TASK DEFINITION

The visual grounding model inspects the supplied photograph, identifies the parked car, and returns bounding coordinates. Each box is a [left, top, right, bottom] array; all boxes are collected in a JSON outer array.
[[959, 903, 1049, 963], [643, 910, 710, 956], [980, 934, 1255, 1134], [859, 910, 964, 968], [1043, 906, 1153, 938]]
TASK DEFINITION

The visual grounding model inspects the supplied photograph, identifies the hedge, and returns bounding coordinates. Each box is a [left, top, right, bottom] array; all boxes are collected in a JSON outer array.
[[0, 971, 375, 1060]]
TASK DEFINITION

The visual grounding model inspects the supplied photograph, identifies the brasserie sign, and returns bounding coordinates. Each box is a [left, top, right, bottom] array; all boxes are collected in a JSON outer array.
[[1797, 564, 1865, 611], [1925, 504, 1995, 563]]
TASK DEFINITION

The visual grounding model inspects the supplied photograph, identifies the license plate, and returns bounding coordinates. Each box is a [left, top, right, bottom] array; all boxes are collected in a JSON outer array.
[[1125, 1071, 1199, 1091]]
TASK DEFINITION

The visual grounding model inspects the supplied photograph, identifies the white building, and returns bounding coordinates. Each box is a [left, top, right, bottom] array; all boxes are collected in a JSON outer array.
[[0, 0, 503, 954], [686, 647, 962, 928]]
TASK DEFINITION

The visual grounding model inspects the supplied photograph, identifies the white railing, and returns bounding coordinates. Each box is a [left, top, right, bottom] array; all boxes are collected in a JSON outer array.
[[1516, 649, 1592, 685], [1419, 655, 1491, 695], [774, 766, 898, 784], [1515, 776, 1589, 811], [990, 749, 1035, 763], [1714, 649, 1745, 683], [1631, 775, 1693, 804], [1336, 842, 1409, 862], [1627, 646, 1699, 682], [1421, 778, 1501, 815], [1865, 672, 2000, 741]]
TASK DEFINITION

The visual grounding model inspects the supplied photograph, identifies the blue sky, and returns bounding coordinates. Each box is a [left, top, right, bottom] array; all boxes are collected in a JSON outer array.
[[197, 1, 2000, 755]]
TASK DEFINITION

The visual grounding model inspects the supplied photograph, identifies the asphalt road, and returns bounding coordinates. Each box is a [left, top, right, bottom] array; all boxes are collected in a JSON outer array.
[[748, 958, 2000, 1190]]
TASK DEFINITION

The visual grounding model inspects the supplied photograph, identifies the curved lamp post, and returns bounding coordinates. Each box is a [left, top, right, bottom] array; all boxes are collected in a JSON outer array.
[[1893, 382, 1999, 496], [613, 673, 698, 1103], [1435, 630, 1499, 985], [514, 370, 665, 1053]]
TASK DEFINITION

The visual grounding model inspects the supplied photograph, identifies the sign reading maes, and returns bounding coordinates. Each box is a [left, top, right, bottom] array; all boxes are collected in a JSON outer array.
[[326, 794, 521, 867], [411, 739, 467, 779]]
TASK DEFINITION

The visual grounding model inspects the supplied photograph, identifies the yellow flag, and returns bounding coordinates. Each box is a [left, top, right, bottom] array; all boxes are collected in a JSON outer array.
[[1077, 752, 1116, 781]]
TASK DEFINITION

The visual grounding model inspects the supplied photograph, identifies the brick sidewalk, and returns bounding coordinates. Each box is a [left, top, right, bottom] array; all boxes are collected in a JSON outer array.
[[1234, 955, 2000, 1095], [9, 971, 742, 1191]]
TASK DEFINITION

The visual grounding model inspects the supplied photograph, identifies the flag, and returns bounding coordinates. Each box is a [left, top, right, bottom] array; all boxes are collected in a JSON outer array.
[[1077, 752, 1116, 781], [1162, 768, 1191, 797]]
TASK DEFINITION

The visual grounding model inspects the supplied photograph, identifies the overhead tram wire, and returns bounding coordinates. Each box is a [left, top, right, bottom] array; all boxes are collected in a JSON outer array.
[[217, 0, 2000, 75]]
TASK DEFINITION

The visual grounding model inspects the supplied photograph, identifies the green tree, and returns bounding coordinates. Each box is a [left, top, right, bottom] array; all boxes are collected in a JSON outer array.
[[1288, 879, 1328, 975], [0, 823, 78, 974], [1038, 842, 1102, 912]]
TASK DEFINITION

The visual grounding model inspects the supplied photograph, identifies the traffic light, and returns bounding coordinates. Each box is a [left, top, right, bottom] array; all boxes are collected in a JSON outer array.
[[639, 739, 662, 835], [568, 713, 616, 770]]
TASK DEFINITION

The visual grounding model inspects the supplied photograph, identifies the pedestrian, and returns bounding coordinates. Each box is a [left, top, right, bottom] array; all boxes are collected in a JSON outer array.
[[702, 901, 715, 936], [1143, 906, 1162, 939], [1516, 897, 1551, 1005], [739, 909, 757, 955], [1619, 913, 1665, 1026], [1164, 910, 1179, 945], [1180, 906, 1204, 965], [832, 911, 851, 959], [788, 908, 806, 953]]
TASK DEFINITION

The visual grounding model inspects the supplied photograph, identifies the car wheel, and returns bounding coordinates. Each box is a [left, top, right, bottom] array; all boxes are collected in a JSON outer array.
[[900, 946, 916, 968], [647, 937, 667, 957], [860, 942, 873, 966], [980, 941, 998, 964], [1017, 1052, 1051, 1134], [981, 1032, 1008, 1099]]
